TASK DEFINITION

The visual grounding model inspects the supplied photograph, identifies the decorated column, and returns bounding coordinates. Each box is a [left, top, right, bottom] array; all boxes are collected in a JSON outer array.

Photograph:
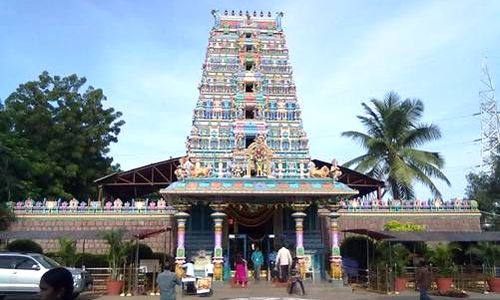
[[209, 203, 228, 280], [173, 203, 191, 278], [291, 202, 309, 279], [210, 211, 226, 280], [328, 204, 342, 280]]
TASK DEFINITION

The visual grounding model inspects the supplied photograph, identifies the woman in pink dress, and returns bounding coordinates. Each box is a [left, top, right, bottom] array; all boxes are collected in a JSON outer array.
[[234, 254, 247, 287]]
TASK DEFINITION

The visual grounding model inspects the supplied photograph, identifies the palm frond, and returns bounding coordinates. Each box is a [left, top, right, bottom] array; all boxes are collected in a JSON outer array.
[[402, 124, 442, 148]]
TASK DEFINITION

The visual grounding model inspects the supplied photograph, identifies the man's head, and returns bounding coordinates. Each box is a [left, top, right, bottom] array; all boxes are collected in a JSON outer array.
[[164, 260, 173, 272]]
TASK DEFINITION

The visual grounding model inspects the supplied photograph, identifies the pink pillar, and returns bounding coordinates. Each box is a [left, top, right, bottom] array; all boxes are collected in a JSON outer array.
[[211, 211, 226, 280], [174, 211, 190, 278], [292, 211, 307, 278], [329, 209, 342, 280]]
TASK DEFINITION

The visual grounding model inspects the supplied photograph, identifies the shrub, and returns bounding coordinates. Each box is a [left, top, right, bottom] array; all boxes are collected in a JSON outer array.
[[6, 239, 43, 253], [126, 243, 154, 262], [76, 253, 108, 268]]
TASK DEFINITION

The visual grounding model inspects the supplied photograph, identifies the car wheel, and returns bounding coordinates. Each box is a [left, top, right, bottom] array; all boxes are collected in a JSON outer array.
[[72, 292, 80, 299]]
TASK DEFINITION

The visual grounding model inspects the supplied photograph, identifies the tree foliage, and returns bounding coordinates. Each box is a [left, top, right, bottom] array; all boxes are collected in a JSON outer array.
[[0, 71, 124, 201], [384, 220, 425, 231], [466, 241, 500, 271], [342, 91, 450, 200], [465, 149, 500, 229]]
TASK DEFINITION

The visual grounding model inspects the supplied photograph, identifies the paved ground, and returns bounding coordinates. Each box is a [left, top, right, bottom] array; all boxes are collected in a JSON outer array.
[[5, 282, 499, 300]]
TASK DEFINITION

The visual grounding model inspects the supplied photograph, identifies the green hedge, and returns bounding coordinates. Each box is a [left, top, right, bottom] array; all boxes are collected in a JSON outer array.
[[6, 239, 43, 254], [77, 253, 107, 268]]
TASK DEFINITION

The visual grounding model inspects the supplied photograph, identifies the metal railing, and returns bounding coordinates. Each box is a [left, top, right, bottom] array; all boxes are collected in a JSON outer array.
[[364, 265, 499, 294]]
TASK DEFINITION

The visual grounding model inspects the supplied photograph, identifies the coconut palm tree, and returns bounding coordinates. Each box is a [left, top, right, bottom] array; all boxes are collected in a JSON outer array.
[[342, 91, 450, 200]]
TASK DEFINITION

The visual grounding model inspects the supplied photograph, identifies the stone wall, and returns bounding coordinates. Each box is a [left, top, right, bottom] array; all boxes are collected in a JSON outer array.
[[7, 214, 174, 254], [338, 211, 481, 234], [5, 210, 481, 254]]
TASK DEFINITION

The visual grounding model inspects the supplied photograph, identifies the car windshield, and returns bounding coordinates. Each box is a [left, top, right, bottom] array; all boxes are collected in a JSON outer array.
[[32, 254, 61, 268]]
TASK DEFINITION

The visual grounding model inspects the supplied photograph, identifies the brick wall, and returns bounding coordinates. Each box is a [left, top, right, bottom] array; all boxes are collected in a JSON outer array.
[[338, 211, 481, 233], [5, 211, 481, 254], [7, 214, 174, 254]]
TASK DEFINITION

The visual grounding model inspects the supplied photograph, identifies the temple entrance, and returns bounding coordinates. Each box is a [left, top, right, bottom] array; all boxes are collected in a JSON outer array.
[[228, 234, 248, 269], [229, 215, 275, 273]]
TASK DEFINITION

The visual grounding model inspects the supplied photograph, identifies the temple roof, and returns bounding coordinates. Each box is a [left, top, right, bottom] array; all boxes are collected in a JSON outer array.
[[94, 156, 382, 199], [160, 177, 357, 197]]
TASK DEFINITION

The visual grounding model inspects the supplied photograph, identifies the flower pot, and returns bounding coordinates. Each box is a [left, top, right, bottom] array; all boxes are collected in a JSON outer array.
[[487, 278, 500, 293], [106, 280, 123, 295], [435, 277, 452, 293], [394, 277, 407, 291]]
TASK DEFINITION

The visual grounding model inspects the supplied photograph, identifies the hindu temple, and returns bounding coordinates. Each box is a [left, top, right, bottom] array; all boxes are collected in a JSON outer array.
[[4, 10, 481, 283]]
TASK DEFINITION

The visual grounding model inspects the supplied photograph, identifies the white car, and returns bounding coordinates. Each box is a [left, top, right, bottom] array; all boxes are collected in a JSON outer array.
[[0, 252, 89, 299]]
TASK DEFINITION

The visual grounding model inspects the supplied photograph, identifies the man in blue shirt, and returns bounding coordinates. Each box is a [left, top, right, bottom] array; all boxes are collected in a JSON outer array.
[[157, 261, 180, 300], [251, 246, 264, 281]]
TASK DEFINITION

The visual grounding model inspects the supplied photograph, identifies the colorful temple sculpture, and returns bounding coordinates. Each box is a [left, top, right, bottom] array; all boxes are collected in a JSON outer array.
[[4, 10, 481, 282], [161, 10, 357, 280]]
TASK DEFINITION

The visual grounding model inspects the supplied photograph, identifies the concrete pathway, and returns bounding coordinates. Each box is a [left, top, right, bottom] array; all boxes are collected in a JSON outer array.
[[5, 282, 499, 300]]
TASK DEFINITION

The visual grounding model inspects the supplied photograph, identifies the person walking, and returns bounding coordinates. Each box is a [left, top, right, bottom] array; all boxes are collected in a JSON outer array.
[[276, 244, 292, 282], [416, 261, 433, 300], [288, 257, 305, 295], [251, 246, 264, 281], [234, 254, 248, 287], [157, 261, 181, 300], [39, 267, 74, 300], [268, 248, 277, 280]]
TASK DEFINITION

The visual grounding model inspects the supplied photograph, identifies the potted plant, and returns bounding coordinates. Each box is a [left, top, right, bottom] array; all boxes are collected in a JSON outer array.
[[101, 230, 132, 295], [374, 241, 410, 292], [391, 243, 411, 292], [427, 243, 460, 293], [466, 241, 500, 292]]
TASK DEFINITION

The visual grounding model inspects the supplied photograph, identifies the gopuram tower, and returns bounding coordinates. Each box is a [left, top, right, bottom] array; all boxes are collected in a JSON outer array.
[[162, 10, 357, 281], [187, 10, 310, 177]]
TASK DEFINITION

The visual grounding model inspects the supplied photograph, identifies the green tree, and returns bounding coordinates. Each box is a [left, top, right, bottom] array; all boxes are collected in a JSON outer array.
[[342, 91, 450, 200], [0, 71, 125, 201], [465, 149, 500, 229]]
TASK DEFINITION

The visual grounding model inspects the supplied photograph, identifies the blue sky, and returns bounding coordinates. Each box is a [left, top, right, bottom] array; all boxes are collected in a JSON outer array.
[[1, 0, 499, 200]]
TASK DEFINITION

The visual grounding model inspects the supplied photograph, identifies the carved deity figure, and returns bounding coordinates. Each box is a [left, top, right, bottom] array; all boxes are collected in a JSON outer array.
[[235, 132, 244, 150], [174, 157, 188, 180], [231, 163, 244, 178], [245, 136, 272, 177], [309, 164, 330, 178], [192, 161, 210, 178], [330, 159, 342, 182]]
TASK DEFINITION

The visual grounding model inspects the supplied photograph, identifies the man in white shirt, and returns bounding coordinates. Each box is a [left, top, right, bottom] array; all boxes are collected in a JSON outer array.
[[276, 244, 292, 282], [182, 260, 195, 277], [205, 261, 214, 277]]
